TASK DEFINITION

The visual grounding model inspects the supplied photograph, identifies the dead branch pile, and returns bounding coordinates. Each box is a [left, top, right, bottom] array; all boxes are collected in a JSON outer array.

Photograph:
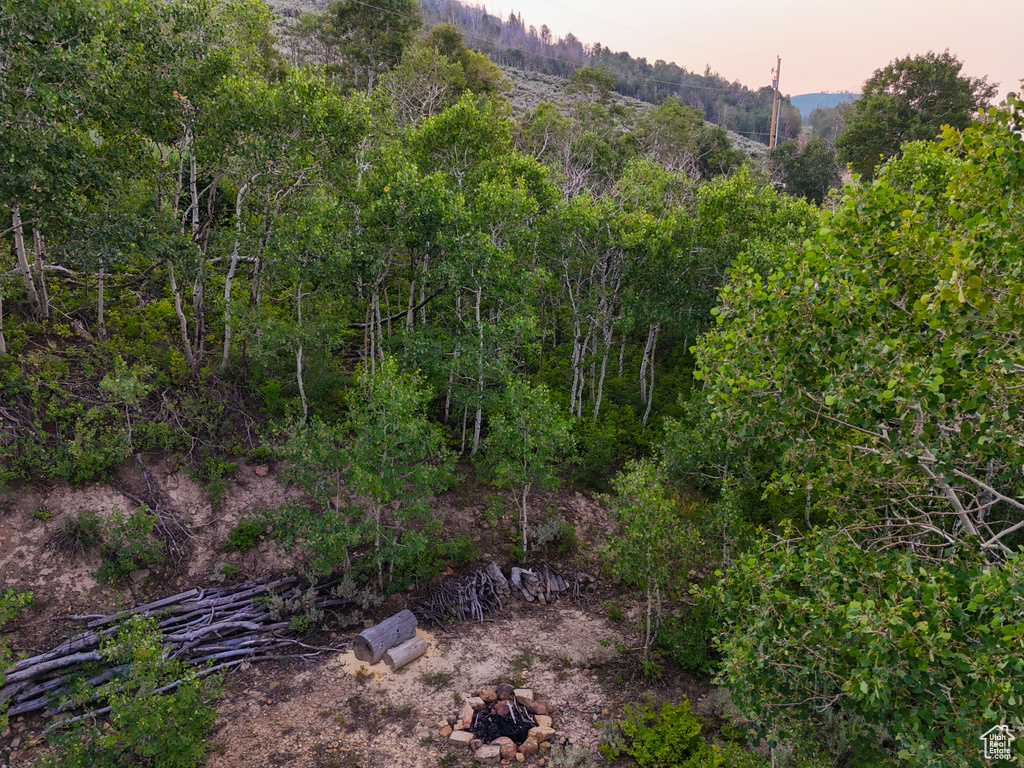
[[415, 562, 595, 624], [0, 574, 354, 723], [510, 564, 595, 603], [415, 562, 511, 624]]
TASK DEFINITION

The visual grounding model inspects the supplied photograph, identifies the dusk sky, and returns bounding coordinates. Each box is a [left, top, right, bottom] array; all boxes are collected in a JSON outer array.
[[490, 0, 1023, 99]]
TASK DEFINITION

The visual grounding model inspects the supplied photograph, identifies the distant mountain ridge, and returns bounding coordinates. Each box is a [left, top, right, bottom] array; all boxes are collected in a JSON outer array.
[[789, 92, 859, 118]]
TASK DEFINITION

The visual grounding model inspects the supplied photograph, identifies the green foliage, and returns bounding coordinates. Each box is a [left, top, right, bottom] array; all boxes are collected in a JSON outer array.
[[480, 378, 575, 555], [837, 50, 997, 180], [94, 507, 165, 583], [572, 405, 648, 491], [716, 531, 1024, 766], [692, 96, 1024, 551], [259, 501, 367, 577], [603, 600, 624, 623], [773, 136, 841, 205], [325, 0, 422, 92], [345, 357, 456, 586], [194, 455, 237, 510], [655, 598, 719, 676], [606, 459, 700, 654], [43, 616, 222, 768], [31, 506, 52, 521], [600, 699, 720, 768], [0, 589, 33, 729], [222, 519, 265, 552]]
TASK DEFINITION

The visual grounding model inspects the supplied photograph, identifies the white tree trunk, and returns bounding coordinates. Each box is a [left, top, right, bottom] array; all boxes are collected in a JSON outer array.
[[167, 261, 196, 370], [296, 281, 308, 423], [471, 285, 484, 456], [222, 181, 251, 369], [0, 292, 7, 354], [10, 204, 41, 314], [97, 260, 107, 341], [642, 323, 659, 428], [32, 228, 49, 320]]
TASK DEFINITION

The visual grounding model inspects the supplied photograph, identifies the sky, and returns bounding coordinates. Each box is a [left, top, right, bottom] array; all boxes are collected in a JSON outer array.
[[489, 0, 1023, 99]]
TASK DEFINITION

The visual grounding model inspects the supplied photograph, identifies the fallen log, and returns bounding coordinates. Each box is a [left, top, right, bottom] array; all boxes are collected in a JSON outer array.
[[383, 635, 427, 671], [353, 610, 417, 664]]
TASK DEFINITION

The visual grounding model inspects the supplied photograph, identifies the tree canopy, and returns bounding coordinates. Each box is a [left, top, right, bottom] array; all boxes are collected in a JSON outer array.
[[837, 50, 997, 180]]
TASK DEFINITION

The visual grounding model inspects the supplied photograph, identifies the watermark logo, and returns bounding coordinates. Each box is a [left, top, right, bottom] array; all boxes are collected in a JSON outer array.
[[980, 724, 1016, 762]]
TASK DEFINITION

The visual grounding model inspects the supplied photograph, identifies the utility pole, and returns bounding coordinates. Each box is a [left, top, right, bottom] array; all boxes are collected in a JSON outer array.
[[769, 56, 782, 148]]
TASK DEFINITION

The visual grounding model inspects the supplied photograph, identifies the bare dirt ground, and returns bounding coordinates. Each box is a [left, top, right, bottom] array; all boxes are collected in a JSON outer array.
[[1, 460, 714, 768]]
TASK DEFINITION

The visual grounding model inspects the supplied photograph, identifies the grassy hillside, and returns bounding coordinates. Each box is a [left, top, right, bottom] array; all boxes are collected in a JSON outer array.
[[503, 67, 769, 161]]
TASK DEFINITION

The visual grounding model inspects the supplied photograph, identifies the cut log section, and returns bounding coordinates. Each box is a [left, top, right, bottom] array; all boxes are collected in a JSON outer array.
[[383, 635, 428, 671], [353, 609, 417, 663]]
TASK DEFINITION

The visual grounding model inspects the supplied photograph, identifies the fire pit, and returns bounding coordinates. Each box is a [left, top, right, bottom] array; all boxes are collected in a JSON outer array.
[[471, 688, 537, 744], [440, 682, 558, 763]]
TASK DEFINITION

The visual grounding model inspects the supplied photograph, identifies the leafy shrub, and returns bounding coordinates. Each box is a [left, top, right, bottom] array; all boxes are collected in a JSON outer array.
[[655, 598, 720, 676], [603, 600, 624, 623], [716, 531, 1024, 766], [222, 519, 266, 552], [600, 699, 720, 768], [43, 615, 222, 768], [445, 535, 478, 567], [532, 515, 577, 556], [572, 404, 649, 491], [94, 507, 165, 583], [195, 456, 237, 510], [0, 589, 33, 729], [31, 506, 52, 521]]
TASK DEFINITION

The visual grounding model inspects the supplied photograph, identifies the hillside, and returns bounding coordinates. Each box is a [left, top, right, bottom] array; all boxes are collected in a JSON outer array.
[[267, 0, 801, 144], [503, 67, 769, 161], [789, 91, 859, 117]]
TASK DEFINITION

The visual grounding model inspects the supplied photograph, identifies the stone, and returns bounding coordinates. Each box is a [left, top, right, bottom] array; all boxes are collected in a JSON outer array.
[[438, 719, 451, 730], [496, 683, 514, 701], [128, 569, 150, 585], [474, 745, 501, 764], [493, 701, 511, 716], [534, 715, 552, 728], [254, 464, 269, 476], [479, 686, 498, 703], [527, 700, 552, 716], [460, 702, 476, 729], [516, 753, 525, 763], [449, 730, 474, 746], [539, 742, 551, 753], [491, 736, 516, 760], [440, 726, 453, 737], [268, 682, 280, 691], [470, 739, 483, 751], [467, 696, 487, 712], [520, 737, 539, 756], [528, 726, 556, 741], [513, 688, 533, 705]]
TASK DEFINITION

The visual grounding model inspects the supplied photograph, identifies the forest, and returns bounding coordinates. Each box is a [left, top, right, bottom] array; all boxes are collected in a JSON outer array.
[[1, 0, 1022, 766]]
